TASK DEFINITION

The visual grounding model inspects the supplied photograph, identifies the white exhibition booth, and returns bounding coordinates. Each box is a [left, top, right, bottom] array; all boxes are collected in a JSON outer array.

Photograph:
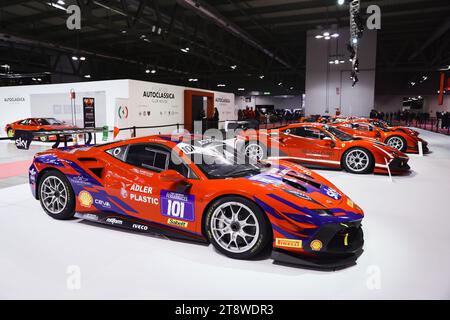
[[0, 79, 236, 139]]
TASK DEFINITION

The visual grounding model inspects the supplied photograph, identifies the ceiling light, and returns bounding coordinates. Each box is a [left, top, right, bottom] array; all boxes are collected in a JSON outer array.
[[352, 38, 358, 44], [145, 69, 150, 74], [337, 0, 345, 5], [323, 32, 330, 37], [331, 33, 339, 38], [188, 78, 198, 82], [290, 87, 294, 90], [79, 56, 86, 61], [32, 78, 36, 81], [238, 88, 245, 91], [57, 0, 65, 4], [278, 82, 283, 86], [259, 75, 265, 79], [263, 92, 271, 95], [84, 75, 91, 78], [230, 65, 237, 70], [217, 84, 226, 87], [315, 35, 324, 39], [181, 47, 190, 53], [121, 30, 127, 34], [72, 56, 78, 61], [47, 2, 66, 11], [324, 36, 331, 40], [37, 78, 42, 81], [151, 69, 156, 74]]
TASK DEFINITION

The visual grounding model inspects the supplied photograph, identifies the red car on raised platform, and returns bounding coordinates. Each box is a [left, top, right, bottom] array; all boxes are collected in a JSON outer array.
[[5, 118, 77, 142]]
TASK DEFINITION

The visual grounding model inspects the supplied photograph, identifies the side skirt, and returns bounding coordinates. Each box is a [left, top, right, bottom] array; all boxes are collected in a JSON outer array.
[[74, 212, 208, 244]]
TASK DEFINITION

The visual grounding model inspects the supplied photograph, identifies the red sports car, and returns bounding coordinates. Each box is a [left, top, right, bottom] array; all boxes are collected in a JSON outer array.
[[331, 120, 428, 153], [28, 135, 364, 269], [364, 119, 420, 137], [5, 118, 77, 141], [239, 123, 410, 175]]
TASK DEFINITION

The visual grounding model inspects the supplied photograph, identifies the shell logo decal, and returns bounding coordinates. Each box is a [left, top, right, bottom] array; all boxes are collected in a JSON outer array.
[[79, 191, 93, 208], [310, 240, 323, 251]]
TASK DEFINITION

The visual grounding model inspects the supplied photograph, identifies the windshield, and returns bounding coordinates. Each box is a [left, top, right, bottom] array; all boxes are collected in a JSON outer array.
[[324, 126, 355, 141], [37, 118, 63, 125], [370, 121, 390, 131], [177, 142, 264, 179]]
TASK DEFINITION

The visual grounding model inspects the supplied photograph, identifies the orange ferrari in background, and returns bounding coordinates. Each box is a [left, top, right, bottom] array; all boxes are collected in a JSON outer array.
[[363, 118, 420, 137], [331, 120, 428, 153], [240, 123, 410, 175], [5, 118, 77, 142]]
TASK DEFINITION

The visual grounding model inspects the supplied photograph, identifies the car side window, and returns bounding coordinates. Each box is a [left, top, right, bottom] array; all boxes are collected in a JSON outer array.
[[126, 144, 169, 172], [291, 127, 330, 140], [352, 123, 371, 131], [20, 119, 30, 125], [106, 146, 128, 161]]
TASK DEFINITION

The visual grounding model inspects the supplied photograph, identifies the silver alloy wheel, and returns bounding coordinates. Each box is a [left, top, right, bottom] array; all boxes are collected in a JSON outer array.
[[345, 149, 370, 172], [211, 202, 259, 253], [40, 176, 68, 215], [387, 137, 404, 150], [245, 143, 264, 161]]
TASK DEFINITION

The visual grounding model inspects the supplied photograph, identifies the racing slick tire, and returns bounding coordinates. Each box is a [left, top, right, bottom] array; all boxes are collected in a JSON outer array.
[[342, 147, 374, 174], [6, 128, 14, 138], [38, 170, 75, 220], [243, 141, 267, 162], [205, 196, 272, 260], [385, 135, 407, 152]]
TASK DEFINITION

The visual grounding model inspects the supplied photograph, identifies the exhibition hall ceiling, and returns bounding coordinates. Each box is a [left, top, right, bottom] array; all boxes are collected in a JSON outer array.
[[0, 0, 449, 94]]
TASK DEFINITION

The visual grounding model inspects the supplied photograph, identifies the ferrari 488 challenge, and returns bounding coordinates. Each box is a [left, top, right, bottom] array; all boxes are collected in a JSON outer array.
[[331, 120, 428, 153], [240, 123, 410, 175], [29, 135, 364, 268]]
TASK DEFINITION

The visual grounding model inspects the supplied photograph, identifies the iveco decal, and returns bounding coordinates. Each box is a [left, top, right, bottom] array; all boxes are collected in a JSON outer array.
[[143, 91, 175, 99]]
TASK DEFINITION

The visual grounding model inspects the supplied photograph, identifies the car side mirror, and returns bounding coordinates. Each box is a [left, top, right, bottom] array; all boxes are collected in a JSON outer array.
[[160, 170, 186, 183]]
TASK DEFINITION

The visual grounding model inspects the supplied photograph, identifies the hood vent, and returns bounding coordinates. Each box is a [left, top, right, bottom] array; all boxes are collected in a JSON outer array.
[[282, 177, 308, 192], [286, 173, 321, 189]]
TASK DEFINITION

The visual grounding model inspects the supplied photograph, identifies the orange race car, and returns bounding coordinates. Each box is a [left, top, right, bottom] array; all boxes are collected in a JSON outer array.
[[28, 134, 364, 269], [330, 119, 428, 153], [362, 118, 420, 137], [5, 118, 77, 142], [239, 123, 410, 175]]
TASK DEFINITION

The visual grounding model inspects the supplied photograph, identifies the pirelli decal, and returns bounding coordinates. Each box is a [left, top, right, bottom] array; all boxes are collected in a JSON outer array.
[[275, 238, 302, 249]]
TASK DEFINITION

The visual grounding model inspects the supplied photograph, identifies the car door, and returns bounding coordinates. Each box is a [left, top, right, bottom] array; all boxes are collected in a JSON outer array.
[[103, 143, 199, 232], [284, 126, 338, 166]]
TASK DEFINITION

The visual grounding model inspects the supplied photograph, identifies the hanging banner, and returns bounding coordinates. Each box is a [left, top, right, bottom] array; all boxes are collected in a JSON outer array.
[[82, 97, 96, 128]]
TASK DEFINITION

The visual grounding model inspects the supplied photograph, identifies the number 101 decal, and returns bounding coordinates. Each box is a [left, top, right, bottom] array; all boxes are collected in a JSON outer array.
[[160, 190, 195, 221]]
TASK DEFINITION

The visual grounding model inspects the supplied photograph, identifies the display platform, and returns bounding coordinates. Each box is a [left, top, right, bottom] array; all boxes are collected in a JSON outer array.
[[0, 128, 449, 299]]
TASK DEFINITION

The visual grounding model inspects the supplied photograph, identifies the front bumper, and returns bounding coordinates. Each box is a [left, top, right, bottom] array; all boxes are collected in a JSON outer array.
[[272, 221, 364, 270], [272, 248, 363, 270], [389, 158, 410, 171]]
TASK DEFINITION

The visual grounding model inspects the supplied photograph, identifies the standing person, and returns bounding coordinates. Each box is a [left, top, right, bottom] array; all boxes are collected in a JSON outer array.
[[212, 107, 219, 121]]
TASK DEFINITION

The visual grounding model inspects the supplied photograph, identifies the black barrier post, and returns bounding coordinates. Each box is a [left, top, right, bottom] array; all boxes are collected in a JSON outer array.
[[132, 126, 136, 138], [176, 123, 180, 132]]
